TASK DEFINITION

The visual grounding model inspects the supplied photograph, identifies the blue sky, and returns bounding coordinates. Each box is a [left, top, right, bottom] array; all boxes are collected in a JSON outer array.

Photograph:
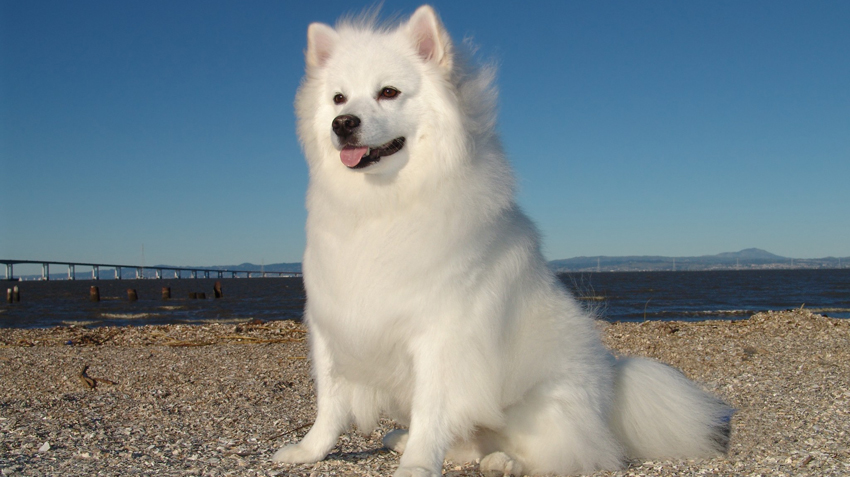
[[1, 0, 848, 269]]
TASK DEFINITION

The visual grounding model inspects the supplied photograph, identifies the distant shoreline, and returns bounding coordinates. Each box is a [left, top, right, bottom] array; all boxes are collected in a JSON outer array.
[[7, 266, 850, 281], [5, 248, 848, 280], [552, 264, 850, 273]]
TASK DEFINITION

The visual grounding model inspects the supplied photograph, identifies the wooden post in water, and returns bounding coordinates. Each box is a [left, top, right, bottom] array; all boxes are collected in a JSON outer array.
[[214, 281, 223, 299], [6, 288, 11, 304], [90, 286, 100, 302], [197, 292, 206, 299], [127, 289, 138, 302], [189, 292, 198, 299], [162, 287, 171, 300], [13, 286, 20, 302]]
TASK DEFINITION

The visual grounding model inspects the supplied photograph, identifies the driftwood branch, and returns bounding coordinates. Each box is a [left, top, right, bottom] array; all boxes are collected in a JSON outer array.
[[79, 365, 117, 389]]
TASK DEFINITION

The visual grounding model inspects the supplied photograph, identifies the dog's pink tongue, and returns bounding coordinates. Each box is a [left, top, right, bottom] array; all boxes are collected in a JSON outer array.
[[340, 146, 369, 167]]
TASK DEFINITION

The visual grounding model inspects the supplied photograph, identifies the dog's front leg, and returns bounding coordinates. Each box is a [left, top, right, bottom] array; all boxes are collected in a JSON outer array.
[[272, 325, 351, 463], [393, 345, 460, 477]]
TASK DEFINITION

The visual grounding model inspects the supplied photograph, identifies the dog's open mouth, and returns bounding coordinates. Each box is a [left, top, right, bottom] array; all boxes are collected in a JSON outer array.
[[340, 137, 405, 169]]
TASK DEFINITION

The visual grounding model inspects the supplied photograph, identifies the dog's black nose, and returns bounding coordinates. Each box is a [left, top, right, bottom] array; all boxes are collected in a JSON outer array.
[[332, 114, 361, 138]]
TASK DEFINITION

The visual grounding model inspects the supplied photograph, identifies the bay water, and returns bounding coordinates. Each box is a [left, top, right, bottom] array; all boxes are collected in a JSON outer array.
[[1, 269, 848, 329]]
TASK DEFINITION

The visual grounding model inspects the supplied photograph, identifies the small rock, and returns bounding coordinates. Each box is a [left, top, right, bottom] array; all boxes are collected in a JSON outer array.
[[38, 442, 50, 452]]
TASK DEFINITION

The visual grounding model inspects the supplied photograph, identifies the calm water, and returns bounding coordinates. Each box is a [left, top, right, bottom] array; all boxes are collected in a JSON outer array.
[[559, 269, 850, 321], [0, 277, 306, 329], [1, 269, 848, 329]]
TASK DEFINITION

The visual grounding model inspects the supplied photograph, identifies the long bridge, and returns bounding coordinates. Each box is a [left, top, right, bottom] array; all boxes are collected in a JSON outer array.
[[1, 259, 301, 281]]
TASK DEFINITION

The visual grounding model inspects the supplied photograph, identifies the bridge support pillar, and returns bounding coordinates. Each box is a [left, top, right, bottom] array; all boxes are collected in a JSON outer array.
[[42, 263, 49, 280], [68, 264, 75, 280], [5, 263, 12, 281], [92, 266, 99, 280]]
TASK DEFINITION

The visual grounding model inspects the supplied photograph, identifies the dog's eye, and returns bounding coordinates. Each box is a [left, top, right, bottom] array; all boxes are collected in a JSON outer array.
[[378, 87, 400, 100], [333, 93, 346, 105]]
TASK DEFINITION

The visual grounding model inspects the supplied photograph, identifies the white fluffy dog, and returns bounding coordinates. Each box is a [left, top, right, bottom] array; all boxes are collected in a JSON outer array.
[[272, 5, 731, 476]]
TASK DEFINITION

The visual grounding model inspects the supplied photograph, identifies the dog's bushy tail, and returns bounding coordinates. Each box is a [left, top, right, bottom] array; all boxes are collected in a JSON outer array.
[[610, 357, 733, 459]]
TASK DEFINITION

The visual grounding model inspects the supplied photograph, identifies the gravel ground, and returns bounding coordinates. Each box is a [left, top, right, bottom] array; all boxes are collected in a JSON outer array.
[[1, 309, 848, 476]]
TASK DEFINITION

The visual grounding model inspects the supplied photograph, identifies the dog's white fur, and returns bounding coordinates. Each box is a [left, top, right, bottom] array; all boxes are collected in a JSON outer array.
[[272, 6, 731, 476]]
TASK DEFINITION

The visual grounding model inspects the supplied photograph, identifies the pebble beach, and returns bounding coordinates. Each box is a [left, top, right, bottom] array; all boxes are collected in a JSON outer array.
[[1, 309, 848, 476]]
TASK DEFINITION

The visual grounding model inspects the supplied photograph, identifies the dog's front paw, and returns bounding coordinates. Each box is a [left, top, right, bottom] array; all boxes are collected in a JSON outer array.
[[480, 451, 523, 477], [392, 466, 439, 477], [271, 443, 326, 464]]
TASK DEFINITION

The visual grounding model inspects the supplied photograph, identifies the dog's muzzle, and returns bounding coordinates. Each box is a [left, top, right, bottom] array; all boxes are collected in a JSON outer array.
[[332, 114, 405, 169]]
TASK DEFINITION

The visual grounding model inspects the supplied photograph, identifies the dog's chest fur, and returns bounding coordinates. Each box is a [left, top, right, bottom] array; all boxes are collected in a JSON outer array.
[[302, 202, 481, 379]]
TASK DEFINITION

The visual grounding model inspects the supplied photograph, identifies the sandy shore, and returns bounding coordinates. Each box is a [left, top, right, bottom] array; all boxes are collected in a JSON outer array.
[[1, 309, 848, 476]]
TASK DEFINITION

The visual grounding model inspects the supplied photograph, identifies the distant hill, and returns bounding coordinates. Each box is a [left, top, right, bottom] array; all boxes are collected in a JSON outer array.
[[714, 248, 785, 260], [548, 248, 845, 272]]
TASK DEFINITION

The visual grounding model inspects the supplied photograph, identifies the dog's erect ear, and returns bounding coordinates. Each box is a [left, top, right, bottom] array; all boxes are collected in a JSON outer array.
[[405, 5, 452, 70], [306, 23, 338, 68]]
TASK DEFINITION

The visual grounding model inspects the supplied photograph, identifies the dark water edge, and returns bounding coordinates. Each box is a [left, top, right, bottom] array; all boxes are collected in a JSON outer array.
[[558, 268, 850, 322], [1, 269, 848, 329], [0, 277, 306, 329]]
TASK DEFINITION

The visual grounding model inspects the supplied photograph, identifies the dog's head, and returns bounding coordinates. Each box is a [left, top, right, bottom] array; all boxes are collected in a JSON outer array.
[[297, 5, 455, 177]]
